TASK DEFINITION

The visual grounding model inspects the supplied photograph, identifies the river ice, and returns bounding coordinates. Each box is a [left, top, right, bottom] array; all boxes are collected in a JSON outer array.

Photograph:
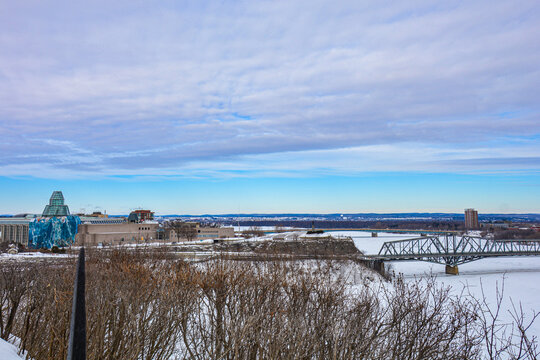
[[329, 230, 540, 340]]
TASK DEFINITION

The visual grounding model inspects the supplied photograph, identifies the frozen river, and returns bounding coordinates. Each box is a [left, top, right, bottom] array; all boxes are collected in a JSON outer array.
[[329, 230, 540, 339]]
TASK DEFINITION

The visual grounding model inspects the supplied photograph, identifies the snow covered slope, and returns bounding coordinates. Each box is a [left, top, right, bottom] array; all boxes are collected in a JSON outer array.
[[0, 339, 23, 360]]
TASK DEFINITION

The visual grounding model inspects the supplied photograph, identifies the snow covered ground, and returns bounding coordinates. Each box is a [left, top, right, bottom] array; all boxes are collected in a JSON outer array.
[[0, 339, 23, 360], [330, 230, 540, 339], [0, 251, 73, 261]]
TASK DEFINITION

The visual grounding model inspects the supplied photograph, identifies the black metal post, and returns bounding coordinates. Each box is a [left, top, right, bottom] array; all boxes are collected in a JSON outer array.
[[67, 247, 86, 360]]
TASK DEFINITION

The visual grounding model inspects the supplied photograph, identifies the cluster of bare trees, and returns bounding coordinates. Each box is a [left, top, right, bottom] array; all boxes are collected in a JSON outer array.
[[0, 249, 538, 359], [493, 229, 540, 240], [165, 220, 198, 242], [241, 226, 264, 239]]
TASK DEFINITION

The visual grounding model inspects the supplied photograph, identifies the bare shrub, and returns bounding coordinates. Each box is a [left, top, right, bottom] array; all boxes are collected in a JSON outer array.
[[472, 279, 540, 360], [241, 226, 264, 239], [0, 263, 35, 340], [0, 250, 537, 360], [15, 262, 74, 359]]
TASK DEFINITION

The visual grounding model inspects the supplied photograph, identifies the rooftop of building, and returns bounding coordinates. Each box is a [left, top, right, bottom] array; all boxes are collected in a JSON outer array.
[[79, 217, 126, 224], [42, 191, 70, 217], [0, 218, 33, 225]]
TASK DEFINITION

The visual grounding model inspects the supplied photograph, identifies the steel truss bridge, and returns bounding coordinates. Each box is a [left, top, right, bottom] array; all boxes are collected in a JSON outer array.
[[369, 235, 540, 273]]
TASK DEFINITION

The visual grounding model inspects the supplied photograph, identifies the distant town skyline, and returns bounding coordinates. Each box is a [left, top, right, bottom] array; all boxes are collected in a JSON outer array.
[[1, 1, 539, 213]]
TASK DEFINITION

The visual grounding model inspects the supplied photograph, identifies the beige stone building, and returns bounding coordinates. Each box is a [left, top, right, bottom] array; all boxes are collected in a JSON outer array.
[[76, 221, 160, 246], [75, 220, 235, 246], [464, 208, 479, 229], [0, 218, 31, 245]]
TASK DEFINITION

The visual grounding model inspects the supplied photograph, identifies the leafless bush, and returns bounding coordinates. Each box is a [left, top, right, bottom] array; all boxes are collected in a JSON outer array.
[[14, 262, 74, 359], [0, 263, 39, 341], [85, 250, 183, 359], [471, 279, 540, 360], [241, 226, 265, 239], [0, 250, 537, 359]]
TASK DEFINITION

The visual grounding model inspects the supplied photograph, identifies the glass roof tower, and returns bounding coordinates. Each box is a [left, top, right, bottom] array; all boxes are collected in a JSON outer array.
[[42, 191, 71, 217]]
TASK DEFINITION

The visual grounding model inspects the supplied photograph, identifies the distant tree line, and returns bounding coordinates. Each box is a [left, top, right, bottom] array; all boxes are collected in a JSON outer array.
[[493, 229, 540, 240], [227, 220, 465, 231]]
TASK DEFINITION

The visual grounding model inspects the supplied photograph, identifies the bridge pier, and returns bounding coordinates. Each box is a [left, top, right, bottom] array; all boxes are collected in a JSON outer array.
[[373, 260, 385, 275], [445, 265, 459, 275]]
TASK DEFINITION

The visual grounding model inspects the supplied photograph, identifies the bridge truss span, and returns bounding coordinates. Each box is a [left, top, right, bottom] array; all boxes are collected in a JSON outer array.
[[377, 235, 540, 266]]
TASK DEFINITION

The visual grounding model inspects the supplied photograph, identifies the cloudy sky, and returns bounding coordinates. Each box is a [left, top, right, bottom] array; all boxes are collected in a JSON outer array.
[[1, 0, 539, 214]]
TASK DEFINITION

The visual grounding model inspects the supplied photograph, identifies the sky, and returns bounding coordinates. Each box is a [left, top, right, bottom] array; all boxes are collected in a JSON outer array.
[[0, 0, 539, 214]]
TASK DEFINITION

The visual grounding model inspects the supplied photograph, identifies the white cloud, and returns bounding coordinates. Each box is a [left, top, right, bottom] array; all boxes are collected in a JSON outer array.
[[0, 0, 539, 178]]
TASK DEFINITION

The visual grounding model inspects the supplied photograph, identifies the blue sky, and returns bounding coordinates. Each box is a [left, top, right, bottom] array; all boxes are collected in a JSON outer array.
[[0, 0, 539, 214]]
